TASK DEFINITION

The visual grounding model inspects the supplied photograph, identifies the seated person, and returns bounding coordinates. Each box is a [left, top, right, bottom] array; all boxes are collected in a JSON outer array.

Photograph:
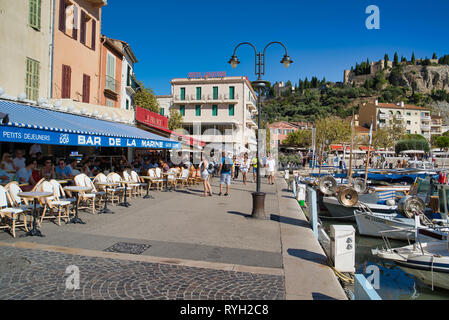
[[0, 168, 11, 184], [16, 159, 38, 190], [56, 159, 73, 179], [40, 158, 56, 180]]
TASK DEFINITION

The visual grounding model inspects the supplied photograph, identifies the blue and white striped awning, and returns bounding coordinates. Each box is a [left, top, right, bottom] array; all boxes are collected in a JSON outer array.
[[0, 100, 180, 149]]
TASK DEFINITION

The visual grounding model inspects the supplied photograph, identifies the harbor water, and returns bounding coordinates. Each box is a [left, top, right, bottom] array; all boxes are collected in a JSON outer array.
[[320, 216, 449, 300]]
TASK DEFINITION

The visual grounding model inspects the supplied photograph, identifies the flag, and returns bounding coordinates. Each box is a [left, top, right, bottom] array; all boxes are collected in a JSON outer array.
[[368, 120, 373, 146]]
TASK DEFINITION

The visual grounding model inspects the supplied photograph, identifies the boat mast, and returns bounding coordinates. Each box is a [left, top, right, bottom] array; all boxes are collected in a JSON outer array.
[[348, 110, 354, 186]]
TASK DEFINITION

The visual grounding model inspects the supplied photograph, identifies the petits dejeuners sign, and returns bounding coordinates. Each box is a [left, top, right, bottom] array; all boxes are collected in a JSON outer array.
[[188, 72, 226, 79]]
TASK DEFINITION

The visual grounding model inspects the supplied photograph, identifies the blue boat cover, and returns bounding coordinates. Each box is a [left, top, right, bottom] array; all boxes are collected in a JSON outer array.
[[0, 100, 180, 149]]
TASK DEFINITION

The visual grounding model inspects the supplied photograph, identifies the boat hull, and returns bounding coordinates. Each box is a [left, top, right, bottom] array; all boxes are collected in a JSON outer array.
[[355, 211, 415, 241], [323, 197, 396, 221]]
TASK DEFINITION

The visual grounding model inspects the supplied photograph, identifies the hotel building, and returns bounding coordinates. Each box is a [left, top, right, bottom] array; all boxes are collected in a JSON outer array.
[[169, 75, 258, 153], [358, 100, 432, 140]]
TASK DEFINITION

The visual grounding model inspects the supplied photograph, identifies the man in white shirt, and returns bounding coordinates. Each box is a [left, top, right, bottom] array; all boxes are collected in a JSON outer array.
[[266, 154, 276, 185], [13, 149, 26, 171], [29, 144, 42, 157]]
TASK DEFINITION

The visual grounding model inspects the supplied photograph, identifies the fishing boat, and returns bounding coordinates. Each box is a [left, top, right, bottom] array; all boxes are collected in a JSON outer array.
[[323, 190, 398, 221]]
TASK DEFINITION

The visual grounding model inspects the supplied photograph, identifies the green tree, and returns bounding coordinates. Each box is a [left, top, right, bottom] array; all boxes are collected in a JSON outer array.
[[134, 81, 160, 113], [395, 139, 430, 154], [283, 130, 312, 147], [393, 52, 399, 66], [315, 116, 351, 145], [435, 136, 449, 150], [168, 109, 183, 130], [411, 52, 416, 64], [433, 53, 437, 59], [384, 54, 389, 68], [373, 128, 394, 150]]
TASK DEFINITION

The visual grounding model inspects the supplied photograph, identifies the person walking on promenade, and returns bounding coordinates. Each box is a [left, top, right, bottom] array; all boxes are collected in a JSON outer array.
[[200, 156, 213, 197], [266, 154, 276, 185], [218, 152, 233, 196], [251, 155, 258, 183], [241, 153, 250, 185], [233, 155, 240, 180]]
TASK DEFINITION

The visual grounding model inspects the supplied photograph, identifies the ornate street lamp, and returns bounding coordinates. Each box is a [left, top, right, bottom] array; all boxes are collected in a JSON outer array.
[[228, 42, 293, 219]]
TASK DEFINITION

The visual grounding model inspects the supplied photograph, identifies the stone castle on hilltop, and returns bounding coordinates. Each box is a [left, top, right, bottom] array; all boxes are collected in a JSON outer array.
[[343, 58, 440, 85]]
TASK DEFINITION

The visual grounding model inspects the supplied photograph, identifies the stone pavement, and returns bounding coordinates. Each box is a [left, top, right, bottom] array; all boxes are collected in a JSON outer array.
[[0, 174, 346, 300]]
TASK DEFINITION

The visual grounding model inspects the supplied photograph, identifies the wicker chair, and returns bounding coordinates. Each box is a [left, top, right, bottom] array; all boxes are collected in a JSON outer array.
[[38, 181, 72, 226], [0, 185, 28, 238], [93, 173, 123, 205], [147, 169, 163, 191], [73, 174, 98, 215]]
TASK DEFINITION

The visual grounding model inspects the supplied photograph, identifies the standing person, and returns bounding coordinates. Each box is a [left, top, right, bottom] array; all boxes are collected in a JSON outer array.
[[1, 153, 15, 172], [233, 155, 240, 180], [240, 153, 250, 185], [29, 143, 42, 158], [251, 155, 258, 183], [218, 152, 233, 196], [266, 154, 276, 185], [200, 156, 213, 197], [13, 149, 26, 171]]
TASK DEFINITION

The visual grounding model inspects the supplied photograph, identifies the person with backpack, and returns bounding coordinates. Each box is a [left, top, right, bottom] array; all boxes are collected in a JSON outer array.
[[200, 155, 213, 197], [218, 152, 233, 196]]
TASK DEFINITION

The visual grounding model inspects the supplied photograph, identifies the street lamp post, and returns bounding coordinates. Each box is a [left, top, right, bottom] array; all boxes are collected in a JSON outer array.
[[228, 42, 293, 219]]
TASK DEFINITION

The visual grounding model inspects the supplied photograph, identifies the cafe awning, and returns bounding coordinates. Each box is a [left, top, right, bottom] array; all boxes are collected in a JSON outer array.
[[0, 100, 180, 149]]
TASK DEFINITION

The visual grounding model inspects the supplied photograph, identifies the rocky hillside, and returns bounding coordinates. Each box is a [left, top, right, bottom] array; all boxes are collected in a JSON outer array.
[[399, 65, 449, 94]]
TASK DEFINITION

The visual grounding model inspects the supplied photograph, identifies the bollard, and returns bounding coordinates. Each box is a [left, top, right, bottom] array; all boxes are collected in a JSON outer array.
[[305, 186, 318, 240], [292, 178, 297, 197]]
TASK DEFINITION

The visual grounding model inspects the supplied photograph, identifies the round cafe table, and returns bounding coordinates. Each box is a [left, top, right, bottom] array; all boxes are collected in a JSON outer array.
[[117, 181, 132, 207], [63, 186, 92, 224], [18, 191, 53, 237], [138, 176, 155, 199], [94, 182, 119, 214], [161, 172, 173, 192]]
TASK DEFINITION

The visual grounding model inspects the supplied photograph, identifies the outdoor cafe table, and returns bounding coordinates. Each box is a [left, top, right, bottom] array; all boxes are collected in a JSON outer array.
[[63, 186, 92, 224], [161, 172, 173, 192], [117, 181, 132, 207], [94, 182, 119, 214], [18, 191, 53, 237], [138, 176, 154, 199]]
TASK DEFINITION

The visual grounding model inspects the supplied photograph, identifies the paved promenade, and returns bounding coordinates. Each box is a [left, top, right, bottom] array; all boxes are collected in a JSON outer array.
[[0, 174, 346, 300]]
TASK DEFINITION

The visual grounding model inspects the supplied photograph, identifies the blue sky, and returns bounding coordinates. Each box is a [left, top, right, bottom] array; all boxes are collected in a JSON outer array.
[[102, 1, 449, 95]]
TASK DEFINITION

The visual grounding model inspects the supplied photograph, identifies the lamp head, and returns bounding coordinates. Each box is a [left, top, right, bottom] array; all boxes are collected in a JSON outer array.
[[281, 54, 293, 68], [228, 55, 240, 69]]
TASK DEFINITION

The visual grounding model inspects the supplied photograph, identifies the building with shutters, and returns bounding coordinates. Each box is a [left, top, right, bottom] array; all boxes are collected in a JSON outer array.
[[0, 0, 53, 101], [169, 75, 258, 154], [99, 35, 123, 108], [52, 0, 106, 104]]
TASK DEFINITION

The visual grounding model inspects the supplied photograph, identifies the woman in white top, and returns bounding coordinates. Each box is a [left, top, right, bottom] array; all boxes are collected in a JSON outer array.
[[266, 154, 276, 185], [200, 156, 212, 197], [240, 154, 251, 185], [1, 153, 15, 172]]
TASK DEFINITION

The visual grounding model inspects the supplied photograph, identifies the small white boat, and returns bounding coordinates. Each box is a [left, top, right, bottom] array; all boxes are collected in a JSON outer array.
[[373, 224, 449, 290]]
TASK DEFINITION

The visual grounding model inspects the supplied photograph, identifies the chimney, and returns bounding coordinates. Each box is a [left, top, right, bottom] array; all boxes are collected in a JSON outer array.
[[375, 100, 378, 106], [401, 101, 404, 108]]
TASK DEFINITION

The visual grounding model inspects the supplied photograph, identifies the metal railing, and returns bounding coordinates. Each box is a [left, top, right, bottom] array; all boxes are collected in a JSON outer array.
[[105, 75, 119, 93]]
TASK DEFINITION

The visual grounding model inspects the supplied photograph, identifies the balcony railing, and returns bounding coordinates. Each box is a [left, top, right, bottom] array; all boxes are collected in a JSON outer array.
[[421, 115, 431, 121], [105, 75, 119, 93], [378, 113, 388, 120], [126, 75, 139, 93], [395, 114, 404, 120], [421, 124, 431, 131]]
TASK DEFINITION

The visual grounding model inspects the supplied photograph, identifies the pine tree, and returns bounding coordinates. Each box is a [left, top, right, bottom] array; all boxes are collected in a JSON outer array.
[[411, 52, 416, 64], [393, 52, 399, 66], [433, 53, 437, 59], [304, 77, 309, 89], [384, 54, 389, 68]]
